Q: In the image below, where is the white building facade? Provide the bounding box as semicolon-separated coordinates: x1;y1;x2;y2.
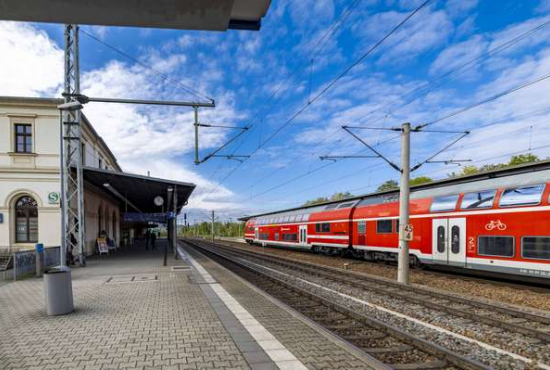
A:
0;96;121;254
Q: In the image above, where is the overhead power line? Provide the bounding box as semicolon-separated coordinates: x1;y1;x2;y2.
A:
81;29;213;103
207;0;432;194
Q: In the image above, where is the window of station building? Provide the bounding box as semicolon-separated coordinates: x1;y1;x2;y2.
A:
15;196;38;243
357;221;366;234
500;184;545;207
376;220;393;234
315;223;330;233
461;190;496;210
14;124;33;153
430;195;459;212
522;237;550;260
478;236;515;257
98;157;103;169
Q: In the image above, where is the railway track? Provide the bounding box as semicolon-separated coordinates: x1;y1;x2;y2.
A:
191;239;550;344
220;238;550;293
185;239;491;370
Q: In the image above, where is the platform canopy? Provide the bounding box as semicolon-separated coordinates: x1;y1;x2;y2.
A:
0;0;272;30
83;167;195;214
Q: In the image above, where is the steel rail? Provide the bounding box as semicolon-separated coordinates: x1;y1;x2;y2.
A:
186;239;491;370
197;239;550;342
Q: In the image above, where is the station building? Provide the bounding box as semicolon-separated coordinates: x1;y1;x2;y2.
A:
0;96;194;254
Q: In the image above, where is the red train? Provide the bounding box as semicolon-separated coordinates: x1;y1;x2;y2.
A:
242;161;550;280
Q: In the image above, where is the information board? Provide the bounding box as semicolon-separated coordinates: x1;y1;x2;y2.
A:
97;237;109;255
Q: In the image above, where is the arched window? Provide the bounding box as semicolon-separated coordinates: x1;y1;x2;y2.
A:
15;196;38;243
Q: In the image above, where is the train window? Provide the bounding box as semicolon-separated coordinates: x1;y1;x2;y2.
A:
358;194;399;206
478;236;515;257
451;226;460;254
275;233;279;241
337;202;355;209
325;204;338;210
461;190;496;210
499;184;545;207
283;233;298;241
522;237;550;260
437;226;445;253
357;221;366;234
430;195;459;212
376;220;393;234
395;219;399;234
315;223;330;233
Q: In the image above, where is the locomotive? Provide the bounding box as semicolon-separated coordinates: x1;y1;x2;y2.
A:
242;161;550;280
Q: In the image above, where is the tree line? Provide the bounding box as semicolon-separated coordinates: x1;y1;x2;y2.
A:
180;221;244;238
302;154;540;205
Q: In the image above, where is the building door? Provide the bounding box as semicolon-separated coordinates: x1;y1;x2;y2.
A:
432;218;466;266
299;225;307;245
15;196;38;243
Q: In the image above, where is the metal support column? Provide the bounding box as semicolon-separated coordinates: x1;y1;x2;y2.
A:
397;123;411;284
194;106;199;164
60;24;86;267
173;186;178;259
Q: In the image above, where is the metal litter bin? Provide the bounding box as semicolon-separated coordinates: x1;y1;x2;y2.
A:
44;266;74;315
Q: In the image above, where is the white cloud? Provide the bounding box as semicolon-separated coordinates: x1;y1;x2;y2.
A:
0;21;63;96
0;21;240;212
429;35;487;75
446;0;479;17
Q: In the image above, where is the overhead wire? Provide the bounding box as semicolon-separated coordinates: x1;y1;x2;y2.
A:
81;29;213;103
355;17;550;126
207;0;432;195
228;14;550;191
206;0;365;182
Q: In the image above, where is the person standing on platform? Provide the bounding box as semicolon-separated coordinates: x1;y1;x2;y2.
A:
145;229;151;251
151;231;157;250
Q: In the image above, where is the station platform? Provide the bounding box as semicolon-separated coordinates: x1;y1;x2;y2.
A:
0;240;375;370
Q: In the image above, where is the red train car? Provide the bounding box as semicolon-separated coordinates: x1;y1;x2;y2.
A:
242;161;550;280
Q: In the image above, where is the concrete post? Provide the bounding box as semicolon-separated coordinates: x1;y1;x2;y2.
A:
397;122;411;284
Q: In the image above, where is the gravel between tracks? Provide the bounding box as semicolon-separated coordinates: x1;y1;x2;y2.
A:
217;239;550;313
195;243;539;370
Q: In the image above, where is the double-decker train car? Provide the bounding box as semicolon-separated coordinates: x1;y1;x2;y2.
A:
241;161;550;280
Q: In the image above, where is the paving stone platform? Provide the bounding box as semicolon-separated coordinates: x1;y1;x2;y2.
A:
0;240;375;370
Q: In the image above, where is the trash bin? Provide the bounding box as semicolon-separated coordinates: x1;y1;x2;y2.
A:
44;266;74;315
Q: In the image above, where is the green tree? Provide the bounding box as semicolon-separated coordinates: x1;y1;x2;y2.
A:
410;176;433;186
509;153;539;166
303;197;329;206
376;180;398;192
303;192;355;206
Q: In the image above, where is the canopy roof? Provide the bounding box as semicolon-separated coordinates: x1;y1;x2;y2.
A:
0;0;272;31
83;167;195;214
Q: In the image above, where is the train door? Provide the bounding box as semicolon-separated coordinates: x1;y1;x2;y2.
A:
432;218;466;266
299;225;307;245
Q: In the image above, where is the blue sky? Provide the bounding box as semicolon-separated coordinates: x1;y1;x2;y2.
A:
2;0;550;222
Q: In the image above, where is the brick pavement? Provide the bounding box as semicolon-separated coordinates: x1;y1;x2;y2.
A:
0;241;375;370
0;242;248;370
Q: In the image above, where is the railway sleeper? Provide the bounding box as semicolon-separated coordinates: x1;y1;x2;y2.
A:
343;332;388;341
389;360;448;370
189;241;492;370
364;345;414;354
